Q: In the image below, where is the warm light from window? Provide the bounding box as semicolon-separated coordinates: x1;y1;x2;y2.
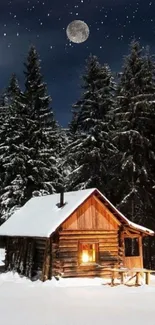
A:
82;251;89;263
80;243;96;263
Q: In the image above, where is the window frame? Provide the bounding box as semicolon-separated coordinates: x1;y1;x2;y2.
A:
78;241;99;266
124;237;140;257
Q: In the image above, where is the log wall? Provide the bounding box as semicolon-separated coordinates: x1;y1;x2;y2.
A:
3;194;144;281
5;237;35;277
51;195;122;278
53;230;121;278
33;238;47;274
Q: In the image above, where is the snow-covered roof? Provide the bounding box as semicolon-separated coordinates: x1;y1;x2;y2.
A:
0;188;154;238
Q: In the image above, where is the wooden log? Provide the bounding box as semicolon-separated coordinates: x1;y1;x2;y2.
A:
53;257;77;263
59;252;78;258
99;244;118;249
99;258;119;263
41;239;49;281
59;230;118;235
62;262;78;268
59;238;118;244
111;274;115;286
145;272;150;285
120;272;125;284
99;240;118;245
98;261;119;266
59;243;78;248
136;272;141;285
59;234;118;240
49;237;52;280
58;247;78;252
99;247;118;252
99;251;118;257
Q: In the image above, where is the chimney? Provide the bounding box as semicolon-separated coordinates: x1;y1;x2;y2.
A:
60;190;64;207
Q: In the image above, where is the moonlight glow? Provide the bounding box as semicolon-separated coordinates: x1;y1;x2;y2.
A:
66;20;90;44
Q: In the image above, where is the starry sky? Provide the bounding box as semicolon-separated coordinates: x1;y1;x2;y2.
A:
0;0;155;126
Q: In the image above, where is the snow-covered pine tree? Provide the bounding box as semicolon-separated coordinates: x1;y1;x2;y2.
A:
0;90;9;107
23;45;62;200
0;88;9;141
109;40;155;227
0;74;26;222
7;73;21;102
64;54;116;193
0;47;62;222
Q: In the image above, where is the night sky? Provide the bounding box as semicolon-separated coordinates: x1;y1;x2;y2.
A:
0;0;155;126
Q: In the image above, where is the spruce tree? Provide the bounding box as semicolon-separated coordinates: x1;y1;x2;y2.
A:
64;55;116;193
0;74;26;222
109;40;155;227
23;45;62;199
0;47;62;221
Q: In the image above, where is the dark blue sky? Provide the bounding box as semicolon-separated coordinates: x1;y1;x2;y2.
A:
0;0;155;126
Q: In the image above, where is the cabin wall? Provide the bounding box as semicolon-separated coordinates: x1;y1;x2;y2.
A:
51;196;122;278
33;238;47;274
5;237;49;279
53;230;121;278
5;237;35;277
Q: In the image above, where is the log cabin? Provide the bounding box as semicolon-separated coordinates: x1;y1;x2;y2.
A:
0;188;154;281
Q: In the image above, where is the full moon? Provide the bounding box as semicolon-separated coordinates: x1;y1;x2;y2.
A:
66;20;90;44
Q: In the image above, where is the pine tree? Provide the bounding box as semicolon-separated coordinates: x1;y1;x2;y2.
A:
64;55;116;193
0;74;26;222
109;40;155;227
23;45;62;199
0;90;9;107
7;73;21;102
0;47;62;221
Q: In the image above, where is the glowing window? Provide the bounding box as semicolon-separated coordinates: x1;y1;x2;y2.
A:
80;243;97;264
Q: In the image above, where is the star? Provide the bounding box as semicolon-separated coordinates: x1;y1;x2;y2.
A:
0;0;154;127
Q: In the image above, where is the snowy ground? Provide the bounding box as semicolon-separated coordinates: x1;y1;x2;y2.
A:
0;272;155;325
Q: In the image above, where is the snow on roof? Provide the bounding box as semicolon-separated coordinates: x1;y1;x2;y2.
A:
0;189;95;237
95;189;154;236
0;188;154;238
128;221;154;235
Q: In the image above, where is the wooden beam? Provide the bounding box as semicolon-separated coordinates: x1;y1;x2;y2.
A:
123;227;141;237
49;237;52;280
41;239;49;282
138;236;143;268
93;195;121;226
59;230;117;235
146;272;150;285
123;232;140;239
118;229;125;267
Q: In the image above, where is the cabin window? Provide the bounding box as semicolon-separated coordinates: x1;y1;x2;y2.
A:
79;242;98;264
124;238;139;257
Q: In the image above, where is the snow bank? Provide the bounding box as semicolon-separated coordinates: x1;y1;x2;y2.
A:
0;272;155;325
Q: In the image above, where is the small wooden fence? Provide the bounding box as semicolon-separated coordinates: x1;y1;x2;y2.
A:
100;267;155;286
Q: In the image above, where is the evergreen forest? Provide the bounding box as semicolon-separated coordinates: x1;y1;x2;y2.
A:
0;40;155;268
